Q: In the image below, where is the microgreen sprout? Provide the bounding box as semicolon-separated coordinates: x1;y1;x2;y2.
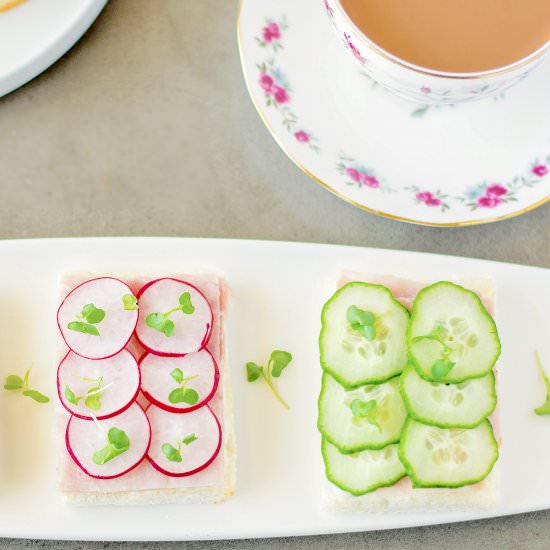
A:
64;376;113;411
3;366;50;404
146;292;195;337
534;351;550;416
245;350;292;409
347;305;377;340
168;367;199;405
122;293;138;311
161;433;198;463
92;423;130;466
412;328;456;380
67;303;106;336
350;398;381;431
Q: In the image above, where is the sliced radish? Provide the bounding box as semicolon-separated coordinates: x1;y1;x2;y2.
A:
57;349;140;420
66;402;151;479
140;350;219;413
146;404;222;477
136;278;213;357
58;277;138;360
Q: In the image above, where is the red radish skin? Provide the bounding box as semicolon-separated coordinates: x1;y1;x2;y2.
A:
135;278;213;357
58;277;138;360
146;404;222;477
65;402;151;480
139;349;219;414
57;349;141;421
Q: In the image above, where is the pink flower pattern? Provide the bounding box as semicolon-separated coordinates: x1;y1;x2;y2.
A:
344;33;366;64
262;22;281;43
256;20;319;152
339;157;384;191
533;164;548;177
407;187;449;211
459;156;550;211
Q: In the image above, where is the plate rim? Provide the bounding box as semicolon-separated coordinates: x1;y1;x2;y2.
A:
236;0;550;227
0;0;108;98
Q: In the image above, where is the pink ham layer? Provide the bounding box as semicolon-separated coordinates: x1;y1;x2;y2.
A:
58;274;227;494
337;272;500;497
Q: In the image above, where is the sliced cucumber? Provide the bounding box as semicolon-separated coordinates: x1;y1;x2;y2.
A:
322;438;406;496
318;373;407;453
400;366;497;429
399;418;498;488
408;281;500;383
320;282;409;388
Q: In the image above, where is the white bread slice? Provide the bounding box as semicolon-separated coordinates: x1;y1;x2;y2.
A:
323;273;500;512
0;0;26;12
57;273;235;506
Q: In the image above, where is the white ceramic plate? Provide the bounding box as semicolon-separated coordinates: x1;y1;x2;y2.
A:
238;0;550;226
0;0;107;97
0;237;550;540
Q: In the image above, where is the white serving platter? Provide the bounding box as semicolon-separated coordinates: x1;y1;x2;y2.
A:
0;237;548;540
0;0;107;97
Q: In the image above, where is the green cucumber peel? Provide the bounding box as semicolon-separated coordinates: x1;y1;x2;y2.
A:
321;438;406;496
399;365;497;429
534;351;550;416
4;366;50;404
407;281;500;384
146;292;195;337
317;373;406;453
245;349;293;409
161;433;198;462
67;303;106;336
320;282;409;388
398;417;499;488
92;426;130;465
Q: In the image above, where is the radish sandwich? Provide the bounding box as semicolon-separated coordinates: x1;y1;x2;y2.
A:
56;274;234;505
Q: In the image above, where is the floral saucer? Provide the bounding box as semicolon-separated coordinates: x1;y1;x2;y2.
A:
237;0;550;225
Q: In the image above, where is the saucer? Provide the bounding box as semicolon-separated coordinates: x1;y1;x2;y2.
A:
237;0;550;225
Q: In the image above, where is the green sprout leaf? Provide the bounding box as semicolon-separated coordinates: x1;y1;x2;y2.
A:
4;367;49;404
92;427;130;465
179;292;195;314
22;390;50;403
85;391;102;411
360;324;376;341
270;350;292;378
168;387;199;405
146;313;175;337
347;305;376;330
122;294;138;311
81;303;106;324
170;368;184;384
4;374;23;391
245;350;292;409
350;398;377;418
64;385;81;405
182;433;198;445
109;427;130;450
431;359;455;380
245;362;263;382
67;321;100;336
534;351;550;416
161;443;182;463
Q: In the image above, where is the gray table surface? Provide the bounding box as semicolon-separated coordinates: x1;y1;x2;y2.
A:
1;0;550;548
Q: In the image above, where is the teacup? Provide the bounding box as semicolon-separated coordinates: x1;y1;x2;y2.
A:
323;0;550;104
